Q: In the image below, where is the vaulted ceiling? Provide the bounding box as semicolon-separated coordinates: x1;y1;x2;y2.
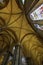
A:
0;0;43;65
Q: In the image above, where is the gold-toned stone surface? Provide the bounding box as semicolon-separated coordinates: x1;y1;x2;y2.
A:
0;0;43;65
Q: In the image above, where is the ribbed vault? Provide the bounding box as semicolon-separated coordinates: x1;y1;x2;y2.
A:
0;0;43;65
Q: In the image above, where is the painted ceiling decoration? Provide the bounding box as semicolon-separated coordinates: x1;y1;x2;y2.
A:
0;0;43;65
